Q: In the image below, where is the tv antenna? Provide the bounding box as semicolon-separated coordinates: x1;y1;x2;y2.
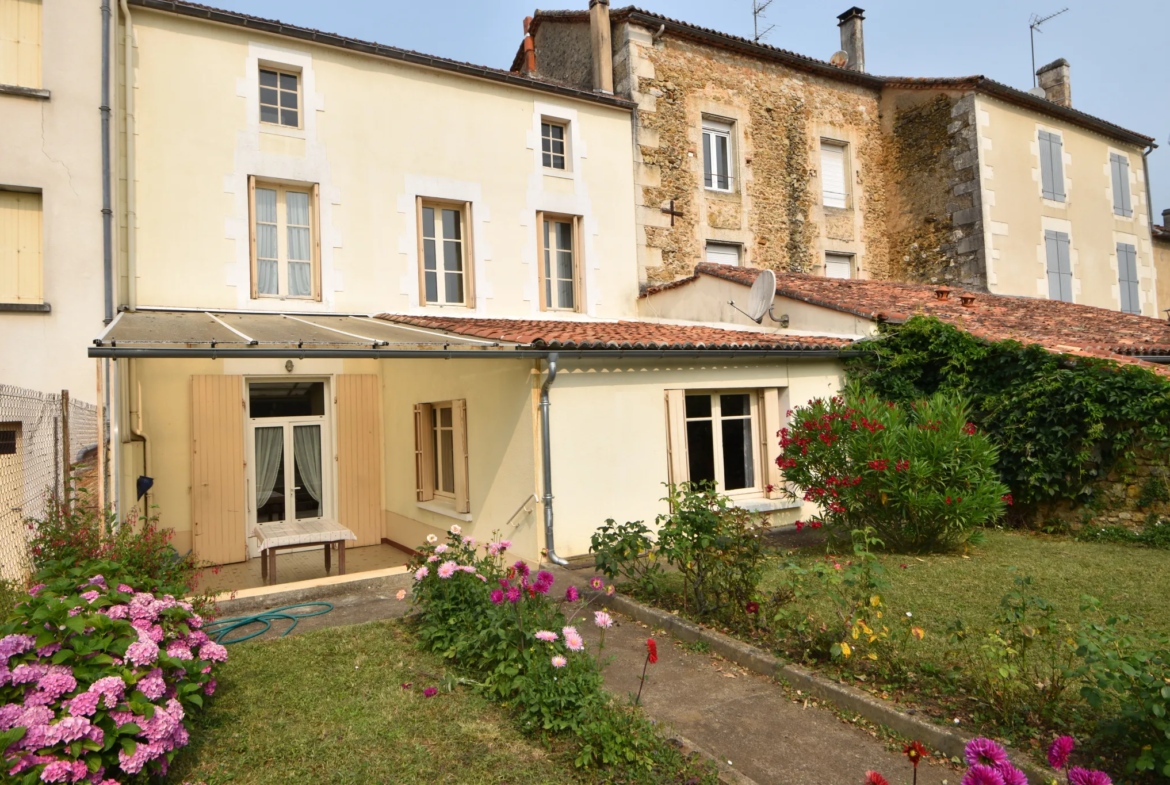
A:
1029;8;1068;87
728;269;788;326
752;0;775;44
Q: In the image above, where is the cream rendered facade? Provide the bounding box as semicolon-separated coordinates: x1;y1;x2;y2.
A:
975;93;1157;315
105;4;842;568
0;0;105;397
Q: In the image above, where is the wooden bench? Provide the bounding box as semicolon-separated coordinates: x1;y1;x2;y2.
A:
251;521;357;586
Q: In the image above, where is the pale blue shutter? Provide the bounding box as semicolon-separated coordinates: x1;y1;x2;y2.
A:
1039;131;1066;202
1110;154;1133;217
1117;242;1140;314
1045;230;1073;302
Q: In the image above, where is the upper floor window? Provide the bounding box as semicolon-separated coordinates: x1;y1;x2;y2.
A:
1044;229;1072;303
0;188;42;305
418;199;472;307
260;68;300;128
0;0;41;89
538;213;582;312
249;177;319;300
824;252;852;279
1117;242;1140;314
820;140;849;209
1039;130;1066;202
705;241;741;266
702;118;734;192
1110;154;1133;218
542;121;567;170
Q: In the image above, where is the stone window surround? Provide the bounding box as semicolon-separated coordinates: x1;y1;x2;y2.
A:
692;101;753;266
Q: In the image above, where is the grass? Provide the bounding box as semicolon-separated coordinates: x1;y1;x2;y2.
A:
169;620;602;785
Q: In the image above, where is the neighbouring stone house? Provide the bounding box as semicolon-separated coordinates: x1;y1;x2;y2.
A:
514;4;1160;318
1154;216;1170;318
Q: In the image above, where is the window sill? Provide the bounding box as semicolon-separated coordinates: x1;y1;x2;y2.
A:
542;169;574;180
0;84;49;100
0;302;50;313
1041;198;1067;209
417;499;472;523
260;124;307;140
733;496;802;513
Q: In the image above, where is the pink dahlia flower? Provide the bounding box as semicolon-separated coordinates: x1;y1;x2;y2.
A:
535;631;557;642
965;737;1008;768
1048;736;1075;769
1068;768;1111;785
593;611;614;629
997;763;1028;785
562;626;585;652
960;765;1005;785
551;655;567;668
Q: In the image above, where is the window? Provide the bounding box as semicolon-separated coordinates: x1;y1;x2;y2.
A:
702;118;733;192
824;252;852;279
704;241;740;266
248;382;328;525
820;140;849;209
248;178;319;300
418;200;473;306
0;425;15;456
1044;230;1073;302
1039;130;1066;202
259;68;300;128
537;213;582;312
1117;242;1140;314
0;0;41;89
414;400;469;514
683;392;759;493
1111;154;1133;217
0;189;42;304
541;121;567;170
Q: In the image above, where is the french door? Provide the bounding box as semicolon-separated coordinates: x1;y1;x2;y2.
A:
246;380;330;558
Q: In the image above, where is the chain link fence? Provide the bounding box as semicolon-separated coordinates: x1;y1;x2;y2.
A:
0;385;100;582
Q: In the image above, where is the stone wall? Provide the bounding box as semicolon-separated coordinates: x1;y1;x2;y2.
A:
1032;446;1170;530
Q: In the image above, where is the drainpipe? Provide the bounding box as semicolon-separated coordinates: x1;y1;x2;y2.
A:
100;0;113;323
120;0;137;311
1142;144;1157;315
539;354;568;566
129;360;149;497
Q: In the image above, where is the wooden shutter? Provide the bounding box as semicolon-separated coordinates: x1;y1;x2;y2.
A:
0;190;42;304
572;215;585;313
415;196;428;306
0;0;41;89
760;388;785;499
1045;230;1073;303
664;389;688;486
1039;131;1065;201
1118;243;1140;314
247;176;258;299
191;375;246;565
1111;154;1133;217
452;399;470;514
336;375;382;547
462;203;476;307
535;211;547;311
311;183;322;301
413;402;434;502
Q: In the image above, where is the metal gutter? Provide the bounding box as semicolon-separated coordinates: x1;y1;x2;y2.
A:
539;354;567;566
120;0;138;311
128;0;636;112
87;347;860;359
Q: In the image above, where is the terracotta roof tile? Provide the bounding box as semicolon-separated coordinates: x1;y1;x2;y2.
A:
684;263;1170;375
373;314;852;352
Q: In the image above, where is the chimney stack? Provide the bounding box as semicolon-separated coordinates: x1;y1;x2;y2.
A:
520;17;536;75
1161;208;1170;229
837;7;865;73
589;0;613;94
1036;59;1071;108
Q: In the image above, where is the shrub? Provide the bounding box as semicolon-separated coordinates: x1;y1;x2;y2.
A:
589;519;662;597
0;560;224;784
1075;518;1170;550
1136;476;1170;510
779;390;1009;552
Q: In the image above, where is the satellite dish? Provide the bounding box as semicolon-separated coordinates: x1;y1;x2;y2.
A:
746;269;777;323
829;50;849;68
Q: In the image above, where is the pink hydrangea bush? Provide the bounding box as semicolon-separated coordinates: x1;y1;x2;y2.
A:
0;562;225;784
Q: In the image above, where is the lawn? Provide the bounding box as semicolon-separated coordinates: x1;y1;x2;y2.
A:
168;620;597;785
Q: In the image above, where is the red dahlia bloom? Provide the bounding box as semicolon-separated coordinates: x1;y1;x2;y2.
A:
646;638;658;664
903;740;927;767
865;771;890;785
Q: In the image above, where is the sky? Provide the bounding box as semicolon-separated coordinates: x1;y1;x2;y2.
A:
214;0;1170;216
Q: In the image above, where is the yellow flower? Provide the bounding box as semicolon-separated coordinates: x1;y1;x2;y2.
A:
876;611;883;619
870;595;881;607
867;653;878;660
852;626;860;640
840;642;852;658
911;627;925;640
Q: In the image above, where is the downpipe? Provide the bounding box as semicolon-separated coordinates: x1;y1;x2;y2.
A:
100;0;113;323
540;354;568;566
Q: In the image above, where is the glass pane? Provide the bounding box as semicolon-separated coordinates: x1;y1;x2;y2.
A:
423;238;437;272
552;139;564;155
716;136;729;181
256;188;277;223
279;72;298;91
551;153;564;170
557;250;573;281
280;109;298;127
255;427;285;523
288;261;311;297
557;280;574;310
422;207;435;239
249;382;325;418
257;224;277;260
445;271;463;304
287;191;310;224
257;259;278;295
442;209;461;241
259;87;278;106
721;417;754;490
424;270;438;303
293;424;322;519
551;124;564;141
280;90;298;109
288;226;311;262
259;70;278;87
686;420;715;486
440;407;452;428
556;221;572;253
443;239;462;273
439;427;455;494
260;105;279;124
720;393;750;418
542;152;552;167
685;394;711;419
703;132;713;186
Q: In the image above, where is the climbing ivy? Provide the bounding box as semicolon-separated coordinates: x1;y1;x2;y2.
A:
846;317;1170;511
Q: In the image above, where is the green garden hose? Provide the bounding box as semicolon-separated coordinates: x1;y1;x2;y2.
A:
204;602;334;644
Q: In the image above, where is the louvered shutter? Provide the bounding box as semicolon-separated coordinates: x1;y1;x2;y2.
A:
1045;230;1073;303
664;390;689;487
1118;243;1140;314
452;399;470;514
191;375;246;565
1040;131;1066;201
1111;154;1133;217
413;403;434;502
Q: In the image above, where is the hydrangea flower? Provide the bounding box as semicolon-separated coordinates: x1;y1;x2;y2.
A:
88;676;126;708
0;634;36;659
198;642;228;663
137;669;167;701
126;637;159;667
66;690;100;717
38;759;89;783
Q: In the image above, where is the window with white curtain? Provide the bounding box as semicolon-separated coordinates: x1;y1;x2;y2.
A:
250;178;319;300
683;391;760;495
820;140;849;209
538;213;581;312
702;118;734;192
419;201;468;306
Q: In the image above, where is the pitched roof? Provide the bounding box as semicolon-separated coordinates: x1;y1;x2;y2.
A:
374;314;852;352
523;6;1153;147
664;264;1170;373
128;0;634;111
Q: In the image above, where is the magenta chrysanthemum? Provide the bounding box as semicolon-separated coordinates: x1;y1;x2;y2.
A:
964;737;1008;768
1048;736;1075;769
490;589;504;605
505;587;521;603
997;763;1028;785
1068;768;1111;785
960;764;1005;785
565;585;579;602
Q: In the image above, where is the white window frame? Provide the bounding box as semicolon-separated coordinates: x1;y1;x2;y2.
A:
259;66;302;130
683;390;762;498
541;120;569;171
824;252;853;279
820;139;850;209
704;241;741;266
702;118;734;193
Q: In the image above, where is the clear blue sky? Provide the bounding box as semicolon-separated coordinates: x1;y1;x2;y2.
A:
217;0;1169;218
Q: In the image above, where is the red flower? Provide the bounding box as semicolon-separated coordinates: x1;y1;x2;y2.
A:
745;601;760;615
963;422;977;435
1001;493;1013;506
865;772;890;785
646;638;658;664
903;740;927;767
